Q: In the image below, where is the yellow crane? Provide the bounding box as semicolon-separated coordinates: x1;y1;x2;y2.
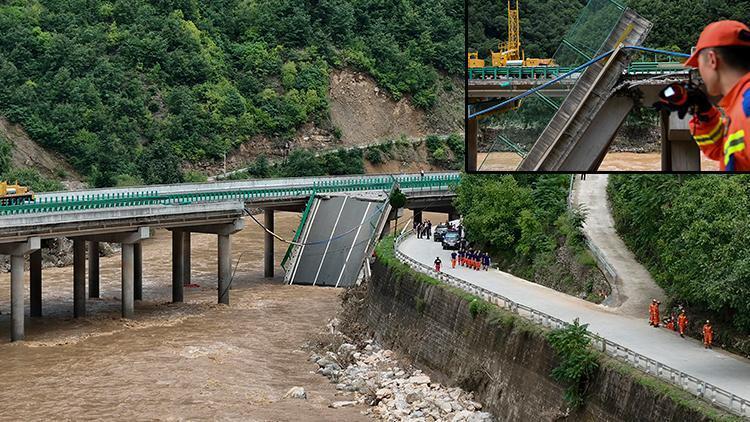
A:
0;181;34;205
468;0;556;69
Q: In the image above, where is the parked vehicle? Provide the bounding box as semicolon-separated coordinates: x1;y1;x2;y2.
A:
433;224;449;242
442;230;461;250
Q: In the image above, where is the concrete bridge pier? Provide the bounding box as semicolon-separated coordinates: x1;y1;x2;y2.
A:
30;250;42;317
73;239;86;318
134;243;142;301
264;209;274;278
172;230;184;303
88;241;99;299
121;243;134;318
218;234;231;305
413;209;423;225
0;237;41;341
183;232;191;286
448;211;460;222
76;228;150;318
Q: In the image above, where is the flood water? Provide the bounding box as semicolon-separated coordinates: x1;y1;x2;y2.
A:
0;212;370;421
477;151;721;171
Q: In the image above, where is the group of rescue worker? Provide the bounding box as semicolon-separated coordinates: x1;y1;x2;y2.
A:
435;249;491;272
649;299;714;349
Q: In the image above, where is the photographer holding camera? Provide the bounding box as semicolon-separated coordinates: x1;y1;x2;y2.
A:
656;21;750;171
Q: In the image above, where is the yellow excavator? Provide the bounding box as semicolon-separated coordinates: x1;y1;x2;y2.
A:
0;181;34;205
468;0;556;68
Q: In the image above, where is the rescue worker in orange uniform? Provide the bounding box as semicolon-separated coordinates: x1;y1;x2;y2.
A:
678;311;688;338
665;316;675;331
703;320;714;349
648;299;660;327
434;257;442;273
656;21;750;171
450;251;457;269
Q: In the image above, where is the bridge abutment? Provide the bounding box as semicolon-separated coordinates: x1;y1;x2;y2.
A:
264;209;274;278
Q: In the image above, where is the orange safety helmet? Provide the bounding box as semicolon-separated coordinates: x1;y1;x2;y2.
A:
685;20;750;67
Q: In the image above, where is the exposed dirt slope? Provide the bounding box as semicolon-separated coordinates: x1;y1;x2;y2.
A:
0;117;81;181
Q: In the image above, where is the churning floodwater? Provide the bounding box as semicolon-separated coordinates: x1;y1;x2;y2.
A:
0;212;369;421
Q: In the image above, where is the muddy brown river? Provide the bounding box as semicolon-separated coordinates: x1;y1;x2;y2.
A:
477;152;721;171
0;212;374;421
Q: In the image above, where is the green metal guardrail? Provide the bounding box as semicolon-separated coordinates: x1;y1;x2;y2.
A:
0;174;461;217
468;61;687;80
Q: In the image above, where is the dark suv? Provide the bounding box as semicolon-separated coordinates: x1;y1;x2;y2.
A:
433;224;449;242
442;230;461;250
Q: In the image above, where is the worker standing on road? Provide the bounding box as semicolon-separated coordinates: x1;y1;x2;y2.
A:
703;320;714;349
657;21;750;171
649;299;660;328
678;311;689;338
434;257;442;273
450;251;457;269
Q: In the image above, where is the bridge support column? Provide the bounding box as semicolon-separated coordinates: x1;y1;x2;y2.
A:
11;255;25;341
134;243;142;301
413;209;423;225
121;243;134;319
88;241;99;299
1;238;41;341
73;238;86;318
380;219;392;239
661;111;701;171
182;232;191;286
448;211;460;222
30;250;42;317
218;234;231;305
264;209;274;278
467;118;478;172
172;231;184;303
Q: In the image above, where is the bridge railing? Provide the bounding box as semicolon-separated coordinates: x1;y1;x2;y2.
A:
468;61;687;80
392;231;750;418
0;174;460;217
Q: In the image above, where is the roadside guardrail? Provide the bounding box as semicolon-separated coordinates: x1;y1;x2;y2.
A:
393;231;750;418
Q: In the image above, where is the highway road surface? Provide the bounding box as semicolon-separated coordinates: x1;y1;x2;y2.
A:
398;235;750;401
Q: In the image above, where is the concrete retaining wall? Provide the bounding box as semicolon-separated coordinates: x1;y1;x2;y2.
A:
352;258;722;421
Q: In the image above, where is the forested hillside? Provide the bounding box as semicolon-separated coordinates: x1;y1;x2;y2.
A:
0;0;463;187
608;175;750;354
468;0;749;58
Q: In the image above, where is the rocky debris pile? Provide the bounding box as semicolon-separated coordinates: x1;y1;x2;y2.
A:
309;335;494;422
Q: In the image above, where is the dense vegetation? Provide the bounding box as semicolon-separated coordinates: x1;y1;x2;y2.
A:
455;174;607;302
227;133;464;180
469;0;750;59
0;0;463;187
608;175;750;351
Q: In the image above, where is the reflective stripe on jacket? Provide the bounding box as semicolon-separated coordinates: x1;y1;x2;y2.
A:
690;72;750;171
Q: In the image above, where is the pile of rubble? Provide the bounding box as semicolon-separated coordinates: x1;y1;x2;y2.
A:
308;333;494;422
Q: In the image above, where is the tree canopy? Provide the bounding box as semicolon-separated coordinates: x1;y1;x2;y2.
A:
0;0;463;186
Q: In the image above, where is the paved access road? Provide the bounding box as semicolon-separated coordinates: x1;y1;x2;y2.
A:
399;235;750;400
572;174;666;317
